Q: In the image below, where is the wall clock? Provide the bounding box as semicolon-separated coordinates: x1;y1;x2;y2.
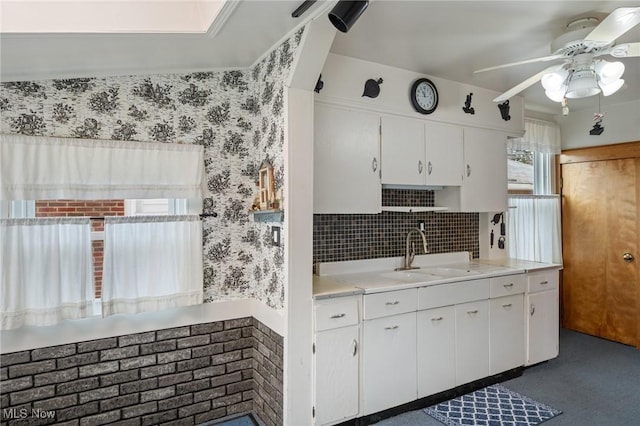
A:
410;78;438;114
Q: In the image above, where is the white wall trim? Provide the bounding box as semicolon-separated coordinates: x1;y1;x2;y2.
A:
0;299;284;354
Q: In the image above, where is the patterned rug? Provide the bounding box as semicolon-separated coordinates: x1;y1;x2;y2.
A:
424;384;562;426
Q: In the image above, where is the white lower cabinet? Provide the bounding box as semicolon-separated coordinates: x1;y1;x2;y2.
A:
315;326;360;425
455;299;490;385
526;270;560;366
490;294;525;374
362;311;417;415
417;306;455;398
314;296;361;425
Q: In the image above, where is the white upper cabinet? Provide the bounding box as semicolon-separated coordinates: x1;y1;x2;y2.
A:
436;127;508;212
425;122;463;186
314;103;381;214
380;115;425;186
380;116;462;188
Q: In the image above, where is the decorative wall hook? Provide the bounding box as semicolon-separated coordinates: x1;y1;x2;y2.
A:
362;78;383;98
498;100;511;121
462;93;475;114
314;74;324;94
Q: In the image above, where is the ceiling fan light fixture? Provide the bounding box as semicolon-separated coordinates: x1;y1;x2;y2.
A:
565;69;601;98
599;78;625;96
594;60;625;84
541;68;569;91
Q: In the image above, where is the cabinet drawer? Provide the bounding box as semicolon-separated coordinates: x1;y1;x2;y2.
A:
363;289;417;320
490;274;526;298
315;296;360;331
527;270;559;293
418;279;490;310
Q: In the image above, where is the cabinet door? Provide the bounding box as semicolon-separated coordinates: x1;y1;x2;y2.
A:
455;299;489;385
425;122;463;186
315;326;359;425
314;103;381;213
460;128;508;212
526;290;559;366
380;115;425;186
417;306;455;398
490;294;525;375
362;312;417;415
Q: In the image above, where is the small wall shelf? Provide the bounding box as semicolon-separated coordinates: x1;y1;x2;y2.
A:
250;209;284;222
381;206;449;213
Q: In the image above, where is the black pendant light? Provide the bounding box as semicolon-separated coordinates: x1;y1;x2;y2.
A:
328;0;369;33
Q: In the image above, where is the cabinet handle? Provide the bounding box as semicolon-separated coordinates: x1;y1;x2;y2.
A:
385;325;399;330
428;161;433;175
503;283;514;288
467;310;478;315
352;339;358;356
530;304;535;316
540;280;549;285
418;160;423;175
330;313;346;319
502;303;512;308
431;316;443;321
466;164;471;177
372;157;378;172
385;301;400;305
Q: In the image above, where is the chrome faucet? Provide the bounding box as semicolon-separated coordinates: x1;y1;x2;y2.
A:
397;227;429;270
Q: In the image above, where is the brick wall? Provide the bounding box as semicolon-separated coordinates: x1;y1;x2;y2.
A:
0;318;284;426
35;200;125;299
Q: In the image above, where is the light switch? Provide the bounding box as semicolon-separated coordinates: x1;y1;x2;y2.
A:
271;226;281;246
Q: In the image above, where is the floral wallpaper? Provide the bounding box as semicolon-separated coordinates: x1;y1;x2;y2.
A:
0;27;305;310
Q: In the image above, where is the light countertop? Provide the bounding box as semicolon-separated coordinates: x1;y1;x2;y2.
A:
314;254;562;299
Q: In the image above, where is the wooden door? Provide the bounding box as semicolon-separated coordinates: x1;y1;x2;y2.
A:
561;147;639;347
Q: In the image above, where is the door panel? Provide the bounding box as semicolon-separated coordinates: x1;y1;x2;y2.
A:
561;158;638;346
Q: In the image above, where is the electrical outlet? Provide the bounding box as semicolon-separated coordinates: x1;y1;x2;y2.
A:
271;226;281;246
418;221;426;231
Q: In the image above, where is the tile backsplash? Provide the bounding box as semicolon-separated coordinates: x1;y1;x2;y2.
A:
313;189;479;264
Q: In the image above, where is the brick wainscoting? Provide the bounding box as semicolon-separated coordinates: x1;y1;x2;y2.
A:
0;318;283;426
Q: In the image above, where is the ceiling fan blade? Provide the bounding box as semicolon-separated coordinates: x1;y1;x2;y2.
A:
584;7;640;47
474;54;564;73
493;64;564;102
609;42;640;58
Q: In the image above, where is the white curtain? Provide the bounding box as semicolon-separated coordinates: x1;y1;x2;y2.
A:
0;134;205;200
508;119;561;154
0;218;94;330
508;195;563;264
102;215;203;317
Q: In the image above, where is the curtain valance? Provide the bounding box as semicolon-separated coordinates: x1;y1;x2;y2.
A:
0;134;205;200
508;119;561;154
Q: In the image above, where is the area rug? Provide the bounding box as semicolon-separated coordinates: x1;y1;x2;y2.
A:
424;383;562;426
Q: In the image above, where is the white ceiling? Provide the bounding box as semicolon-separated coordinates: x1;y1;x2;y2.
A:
1;1;639;114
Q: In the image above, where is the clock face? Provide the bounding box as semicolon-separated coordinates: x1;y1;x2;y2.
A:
411;78;438;114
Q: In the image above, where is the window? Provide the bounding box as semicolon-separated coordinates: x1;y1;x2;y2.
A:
1;135;205;329
508;150;555;195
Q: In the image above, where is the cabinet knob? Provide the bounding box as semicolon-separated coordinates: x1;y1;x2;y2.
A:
330;313;346;319
385;301;400;305
384;325;399;330
503;283;514;288
466;164;471;177
371;157;378;172
467;309;479;315
418;160;423;175
539;280;549;285
530;304;535;316
352;339;358;356
431;316;443;321
502;303;512;308
428;161;433;175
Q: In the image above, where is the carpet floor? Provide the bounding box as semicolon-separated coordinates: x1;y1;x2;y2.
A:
377;328;640;426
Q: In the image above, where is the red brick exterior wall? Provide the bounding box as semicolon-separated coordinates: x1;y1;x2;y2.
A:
35;200;125;298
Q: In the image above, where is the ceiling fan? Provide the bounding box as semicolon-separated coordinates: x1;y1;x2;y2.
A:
475;7;640;104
